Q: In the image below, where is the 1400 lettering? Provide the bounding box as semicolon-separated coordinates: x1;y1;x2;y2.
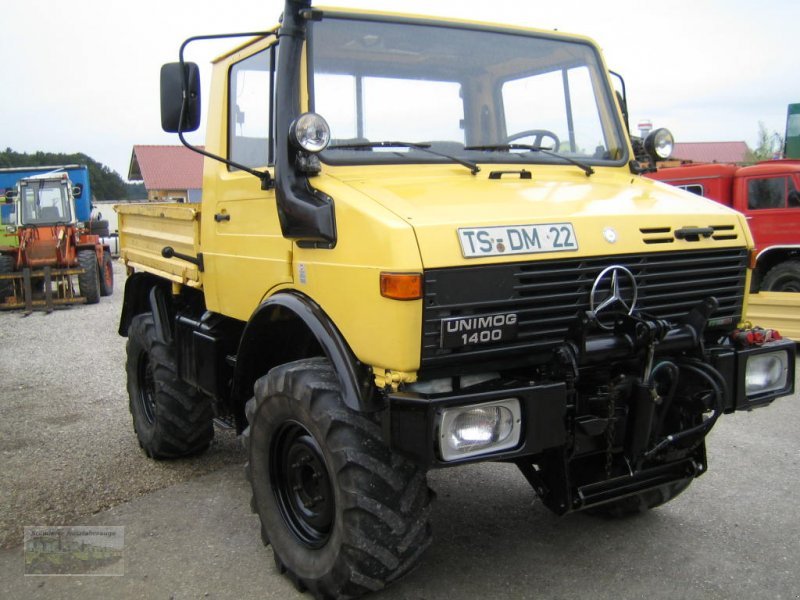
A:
440;313;519;348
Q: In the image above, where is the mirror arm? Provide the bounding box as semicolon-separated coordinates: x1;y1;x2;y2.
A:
175;31;276;190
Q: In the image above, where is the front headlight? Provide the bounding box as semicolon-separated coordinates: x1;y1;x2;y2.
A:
644;128;674;160
289;112;331;153
438;399;521;461
745;351;789;395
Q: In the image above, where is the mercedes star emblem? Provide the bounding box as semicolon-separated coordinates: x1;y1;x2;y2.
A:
589;265;638;329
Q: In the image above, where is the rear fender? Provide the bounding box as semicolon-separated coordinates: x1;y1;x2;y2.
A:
118;272;172;338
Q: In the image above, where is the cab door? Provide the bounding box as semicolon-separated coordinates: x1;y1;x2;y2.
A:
739;173;800;254
201;38;293;321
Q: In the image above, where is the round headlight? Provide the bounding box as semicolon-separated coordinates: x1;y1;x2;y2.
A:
289;112;331;153
644;128;674;160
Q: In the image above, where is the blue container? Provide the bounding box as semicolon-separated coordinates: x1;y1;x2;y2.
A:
0;165;92;223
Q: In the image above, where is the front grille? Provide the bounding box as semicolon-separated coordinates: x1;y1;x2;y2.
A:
421;248;747;368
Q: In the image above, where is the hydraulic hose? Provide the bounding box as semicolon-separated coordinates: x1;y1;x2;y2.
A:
643;361;724;461
648;360;680;441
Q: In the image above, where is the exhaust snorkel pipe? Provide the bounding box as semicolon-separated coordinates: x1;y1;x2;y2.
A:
274;0;337;248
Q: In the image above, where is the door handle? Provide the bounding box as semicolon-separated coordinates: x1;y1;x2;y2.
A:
214;213;230;222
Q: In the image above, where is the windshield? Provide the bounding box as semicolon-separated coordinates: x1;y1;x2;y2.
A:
310;17;626;168
20;180;72;225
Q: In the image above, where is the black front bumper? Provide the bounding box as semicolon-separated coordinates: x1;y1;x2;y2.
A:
386;380;567;468
385;338;795;471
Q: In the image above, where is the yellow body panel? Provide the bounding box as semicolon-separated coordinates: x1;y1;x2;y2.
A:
120;11;758;378
116;203;202;287
201;34;291;320
328;165;748;269
745;292;800;340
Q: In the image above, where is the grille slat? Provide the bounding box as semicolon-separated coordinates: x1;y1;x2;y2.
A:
421;249;747;366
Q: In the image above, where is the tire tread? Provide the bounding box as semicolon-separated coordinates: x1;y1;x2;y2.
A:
244;357;433;599
126;314;213;459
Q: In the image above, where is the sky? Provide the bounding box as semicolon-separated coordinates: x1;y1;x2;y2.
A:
1;0;796;181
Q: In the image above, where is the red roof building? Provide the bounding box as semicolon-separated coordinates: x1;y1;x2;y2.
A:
671;141;751;165
128;145;204;202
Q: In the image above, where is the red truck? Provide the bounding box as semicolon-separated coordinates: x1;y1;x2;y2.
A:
647;160;800;338
647;160;800;291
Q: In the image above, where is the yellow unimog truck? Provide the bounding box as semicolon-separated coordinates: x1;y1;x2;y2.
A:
117;1;795;597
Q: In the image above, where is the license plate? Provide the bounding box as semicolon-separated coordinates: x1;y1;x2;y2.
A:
458;223;578;258
440;313;518;349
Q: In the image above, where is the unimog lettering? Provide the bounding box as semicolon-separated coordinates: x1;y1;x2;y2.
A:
441;313;518;348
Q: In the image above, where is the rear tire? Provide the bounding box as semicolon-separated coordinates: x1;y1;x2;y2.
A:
761;260;800;292
99;251;114;296
77;249;101;304
126;313;213;459
585;477;693;518
244;358;433;598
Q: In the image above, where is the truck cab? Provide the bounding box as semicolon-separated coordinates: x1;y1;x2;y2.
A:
16;173;78;227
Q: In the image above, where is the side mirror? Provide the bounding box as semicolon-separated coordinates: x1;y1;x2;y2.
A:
160;62;201;133
4;189;17;202
72;185;83;198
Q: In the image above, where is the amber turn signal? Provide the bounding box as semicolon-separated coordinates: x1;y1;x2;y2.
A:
380;272;423;300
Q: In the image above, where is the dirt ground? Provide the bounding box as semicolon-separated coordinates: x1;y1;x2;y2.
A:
0;260;244;549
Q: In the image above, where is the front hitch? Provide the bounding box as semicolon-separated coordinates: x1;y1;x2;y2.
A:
567;296;720;365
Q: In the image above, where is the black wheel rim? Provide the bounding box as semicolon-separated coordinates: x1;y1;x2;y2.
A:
270;422;334;548
136;351;157;424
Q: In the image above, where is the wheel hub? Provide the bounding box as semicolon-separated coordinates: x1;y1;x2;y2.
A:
271;422;334;548
137;352;157;424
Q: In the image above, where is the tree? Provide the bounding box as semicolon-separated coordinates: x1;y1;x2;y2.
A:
750;121;784;162
0;149;129;200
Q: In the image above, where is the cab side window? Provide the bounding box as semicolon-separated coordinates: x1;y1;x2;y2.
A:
678;184;704;196
229;47;274;169
747;177;787;210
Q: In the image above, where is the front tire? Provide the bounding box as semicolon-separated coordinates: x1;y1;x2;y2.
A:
244;358;433;598
761;260;800;292
126;313;213;458
77;249;101;304
0;254;14;301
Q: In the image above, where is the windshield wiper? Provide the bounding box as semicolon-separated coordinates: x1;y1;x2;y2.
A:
327;141;480;175
464;144;595;177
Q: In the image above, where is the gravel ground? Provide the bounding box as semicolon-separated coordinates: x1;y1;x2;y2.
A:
0;260;244;549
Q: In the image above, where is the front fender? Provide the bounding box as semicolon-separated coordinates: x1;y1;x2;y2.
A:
232;291;380;421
